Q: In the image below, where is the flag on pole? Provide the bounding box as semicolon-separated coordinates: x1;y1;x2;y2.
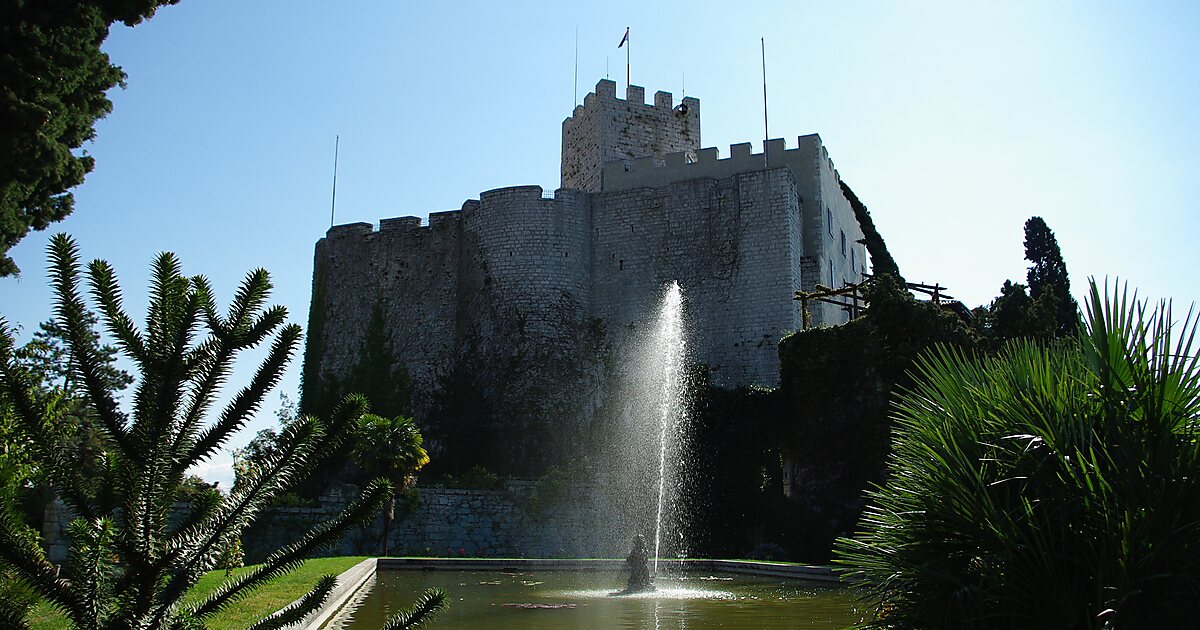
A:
618;27;629;48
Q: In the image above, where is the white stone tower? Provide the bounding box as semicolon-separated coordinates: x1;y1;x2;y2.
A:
560;79;701;192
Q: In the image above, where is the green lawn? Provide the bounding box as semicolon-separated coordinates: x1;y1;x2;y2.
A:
27;556;368;630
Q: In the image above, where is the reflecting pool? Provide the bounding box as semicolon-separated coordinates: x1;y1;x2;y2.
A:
325;569;866;629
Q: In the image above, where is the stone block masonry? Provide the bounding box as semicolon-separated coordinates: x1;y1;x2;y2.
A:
236;482;611;561
303;78;869;474
562;79;701;192
38;485;614;563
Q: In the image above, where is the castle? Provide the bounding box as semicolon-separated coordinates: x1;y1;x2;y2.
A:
302;79;868;474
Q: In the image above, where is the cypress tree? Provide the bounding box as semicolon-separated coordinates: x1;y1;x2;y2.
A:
1023;217;1079;337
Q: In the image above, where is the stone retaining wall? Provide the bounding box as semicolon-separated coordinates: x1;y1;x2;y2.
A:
42;481;611;565
242;480;607;563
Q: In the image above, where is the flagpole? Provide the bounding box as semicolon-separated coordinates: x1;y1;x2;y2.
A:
329;135;339;228
574;27;579;108
626;27;631;92
761;37;769;168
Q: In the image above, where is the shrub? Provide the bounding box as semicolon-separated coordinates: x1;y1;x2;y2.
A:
837;281;1200;628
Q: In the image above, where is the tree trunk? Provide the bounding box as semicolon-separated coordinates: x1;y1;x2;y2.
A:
383;495;395;556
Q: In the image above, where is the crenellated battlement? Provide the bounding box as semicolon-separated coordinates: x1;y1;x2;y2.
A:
600;134;842;192
323;186;590;243
309;76;870;474
561;79;701;193
566;79;699;123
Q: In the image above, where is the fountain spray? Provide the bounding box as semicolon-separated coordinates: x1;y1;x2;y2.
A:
651;282;686;574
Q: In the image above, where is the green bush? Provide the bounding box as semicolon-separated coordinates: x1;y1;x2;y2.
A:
837;281;1200;628
439;466;501;490
526;461;589;519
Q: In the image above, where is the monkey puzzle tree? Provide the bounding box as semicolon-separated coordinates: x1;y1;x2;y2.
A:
0;235;445;629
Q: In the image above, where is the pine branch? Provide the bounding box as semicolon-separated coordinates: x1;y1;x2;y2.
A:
46;235;130;455
143;252;188;358
382;588;449;630
324;393;371;449
154;419;322;611
273;394;371;495
192;276;226;335
224;269;272;337
185;324;301;466
239;305;289;351
171;337;230;466
173;296;287;466
245;574;337;630
0;596;33;630
125;285;200;530
122;268;197;563
0;511;80;622
0;328;99;521
85;259;146;364
189;479;393;619
65;518;117;627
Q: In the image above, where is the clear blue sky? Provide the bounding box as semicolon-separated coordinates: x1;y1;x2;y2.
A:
3;1;1198;486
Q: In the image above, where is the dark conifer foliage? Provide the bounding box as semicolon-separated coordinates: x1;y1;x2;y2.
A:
1023;216;1080;336
839;181;903;283
0;1;178;276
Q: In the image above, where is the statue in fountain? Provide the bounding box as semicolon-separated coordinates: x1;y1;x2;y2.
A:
620;534;655;594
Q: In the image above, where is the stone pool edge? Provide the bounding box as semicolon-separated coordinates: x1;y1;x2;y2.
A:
288;557;840;628
283;557;375;630
377;557;839;582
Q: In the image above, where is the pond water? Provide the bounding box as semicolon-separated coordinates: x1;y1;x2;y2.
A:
324;569;867;629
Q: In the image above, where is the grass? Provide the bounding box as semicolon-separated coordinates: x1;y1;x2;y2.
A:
26;556;368;630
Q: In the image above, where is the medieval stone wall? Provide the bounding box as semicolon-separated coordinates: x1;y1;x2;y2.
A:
589;168;802;387
42;485;616;564
303;79;870;473
309;212;465;417
561;79;700;192
237;482;611;562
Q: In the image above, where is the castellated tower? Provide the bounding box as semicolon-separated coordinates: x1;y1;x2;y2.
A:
303;79;868;477
561;79;700;191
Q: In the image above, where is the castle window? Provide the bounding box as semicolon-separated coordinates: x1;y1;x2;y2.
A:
826;208;833;236
829;260;836;287
619;259;624;271
841;230;847;257
851;247;856;273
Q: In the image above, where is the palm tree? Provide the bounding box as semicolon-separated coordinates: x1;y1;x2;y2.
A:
0;235;445;629
836;280;1200;628
351;414;430;556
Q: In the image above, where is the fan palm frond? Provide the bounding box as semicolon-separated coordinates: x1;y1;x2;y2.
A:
837;279;1200;628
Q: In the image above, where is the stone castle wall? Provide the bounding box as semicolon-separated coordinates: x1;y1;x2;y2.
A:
601;134;866;328
304;79;870;473
240;483;610;562
43;485;615;564
589;167;803;386
561;79;700;192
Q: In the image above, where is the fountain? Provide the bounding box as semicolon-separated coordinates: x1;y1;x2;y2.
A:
650;282;687;575
615;535;655;595
321;283;864;628
588;281;693;569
